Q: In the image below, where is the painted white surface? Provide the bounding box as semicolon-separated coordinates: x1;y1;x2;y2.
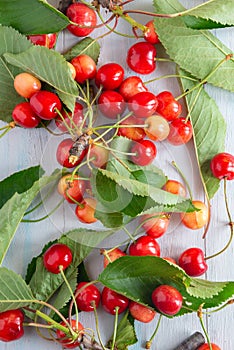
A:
0;0;234;349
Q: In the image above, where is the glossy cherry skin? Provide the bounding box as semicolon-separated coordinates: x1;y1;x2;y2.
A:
144;115;170;141
12;102;41;128
140;213;170;238
98;90;125;119
103;248;126;268
198;343;220;350
56;319;84;349
66;3;97;37
75;282;101;312
14;72;41;98
30;90;62;120
89;143;109;168
168;118;193;145
144;20;160;44
71;54;96;84
210;152;234;180
129;301;156;323
55;102;84;132
181;200;208;230
27;33;57;48
75;198;97;224
163;180;186;197
117;116;146;141
95;63;124;90
43;243;73;274
0;309;24;342
130;139;157;166
101;287;129;315
56;138;87;168
178;247;208;277
128;91;158;118
118;76;148;101
57;174;86;204
156;91;182;121
127;42;156;74
152;285;183;316
129;235;160;257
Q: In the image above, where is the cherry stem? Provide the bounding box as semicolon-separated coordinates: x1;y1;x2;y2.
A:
184;85;202;124
145;314;163;349
22;198;64;223
93;141;136;157
70;156;96;182
111;307;119;350
205;178;234;260
197;306;212;350
122;226;136;242
24;182;57;216
144;74;197;85
0;126;12;138
111;6;148;33
92;302;107;350
154;57;173;62
65;188;84;207
171;160;193;200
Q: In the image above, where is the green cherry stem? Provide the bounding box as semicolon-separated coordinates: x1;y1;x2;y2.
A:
92;302;107;350
145;314;163;349
144;74;197;85
197;306;212;350
93;141;136;157
171;161;193;200
111;307;119;350
22;198;64;223
123;226;136;242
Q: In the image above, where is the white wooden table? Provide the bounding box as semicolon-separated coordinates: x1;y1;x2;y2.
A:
1;0;234;349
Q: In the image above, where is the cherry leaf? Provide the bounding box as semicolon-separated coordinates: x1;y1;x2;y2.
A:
63;37;101;63
0;0;69;35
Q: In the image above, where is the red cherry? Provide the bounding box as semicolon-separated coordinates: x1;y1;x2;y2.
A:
27;33;57;48
103;248;126;268
75;282;101;312
178;247;208;277
66;3;97;37
130;139;157;166
57;174;86;204
0;309;24;342
198;343;221;350
140;213;170;238
156;91;182;121
95;63;124;90
14;72;41;99
144;20;160;44
129;235;160;257
163;179;186;197
101;287;129;315
89;143;109;168
30;90;62;120
167;118;193;145
181;200;208;230
71;54;96;84
98;90;125;119
152;285;183;316
128;91;158;118
129;301;156;323
43;243;73;274
56;138;87;168
12;102;41;128
210;152;234;180
55;102;84;132
56;319;84;349
127;42;156;74
117;116;146;141
118;76;148;101
75;198;97;224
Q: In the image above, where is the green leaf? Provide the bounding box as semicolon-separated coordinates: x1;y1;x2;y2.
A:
4;46;78;111
153;0;234;92
182;16;231;30
107;312;137;350
63;37;101;63
179;69;226;199
0;26;33;123
0;267;35;312
0;0;69;34
0;170;60;265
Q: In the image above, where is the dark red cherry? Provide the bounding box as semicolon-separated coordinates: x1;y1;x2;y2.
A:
210;152;234;180
30;90;62;120
56;319;84;349
118;76;148;101
98;90;125;118
12;102;41;128
75;282;101;312
56;138;87;168
156;91;182;121
66;3;97;37
127;42;156;74
130;139;157;166
95;63;124;90
144;20;160;44
101;287;129;315
152;285;183;316
178;247;208;277
167;118;193;145
128;91;158;118
117;116;146;141
71;54;96;84
129;235;160;256
0;309;24;342
27;33;57;48
43;243;73;274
